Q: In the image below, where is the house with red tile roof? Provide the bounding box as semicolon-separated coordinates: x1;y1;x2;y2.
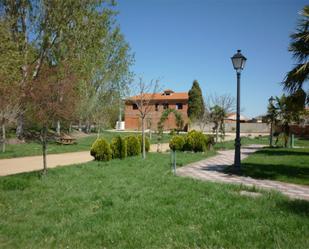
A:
124;89;189;130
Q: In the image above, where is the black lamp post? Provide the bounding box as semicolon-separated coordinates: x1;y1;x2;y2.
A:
231;50;247;169
268;96;275;147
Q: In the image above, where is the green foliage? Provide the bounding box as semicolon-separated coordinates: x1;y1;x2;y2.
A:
169;129;176;136
125;136;141;157
1;0;134;137
187;80;205;121
271;94;306;147
210;105;226;142
90;138;112;161
137;135;150;153
110;136;127;159
183;130;211;152
157;108;184;136
169;135;185;151
283;5;309;101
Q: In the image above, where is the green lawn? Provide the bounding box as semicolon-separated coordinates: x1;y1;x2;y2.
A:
0;152;308;248
226;147;309;185
0;131;173;159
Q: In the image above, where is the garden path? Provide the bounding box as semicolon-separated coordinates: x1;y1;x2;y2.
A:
177;145;309;201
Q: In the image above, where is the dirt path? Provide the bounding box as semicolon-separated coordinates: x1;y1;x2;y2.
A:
0;143;170;176
0;151;92;176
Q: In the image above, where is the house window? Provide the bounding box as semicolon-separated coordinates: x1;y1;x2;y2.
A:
132;104;138;110
163;103;169;109
176;103;183;110
155;103;159;111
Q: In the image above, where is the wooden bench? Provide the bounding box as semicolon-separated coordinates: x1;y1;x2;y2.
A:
57;135;76;145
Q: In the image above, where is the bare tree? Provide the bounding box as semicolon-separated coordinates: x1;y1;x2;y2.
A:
207;94;236;114
196;102;211;131
131;77;160;159
205;94;236;141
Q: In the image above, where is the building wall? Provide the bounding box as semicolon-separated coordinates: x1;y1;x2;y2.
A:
124;100;189;131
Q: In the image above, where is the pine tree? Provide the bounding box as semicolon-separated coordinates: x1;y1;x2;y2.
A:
187;80;205;121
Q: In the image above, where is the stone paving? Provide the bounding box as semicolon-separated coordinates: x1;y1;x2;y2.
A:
177;145;309;201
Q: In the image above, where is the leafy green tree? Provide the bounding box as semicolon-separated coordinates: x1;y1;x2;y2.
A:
1;0;133;139
187;80;205;121
209;105;226;142
273;94;304;147
0;19;22;152
283;5;309;103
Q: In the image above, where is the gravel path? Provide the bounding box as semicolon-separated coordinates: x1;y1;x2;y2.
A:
0;143;170;176
0;151;92;176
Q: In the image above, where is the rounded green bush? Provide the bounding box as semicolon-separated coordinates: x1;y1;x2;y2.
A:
125;135;141;157
184;130;208;152
169;135;185;151
111;136;127;159
90;138;112;161
138;135;150;153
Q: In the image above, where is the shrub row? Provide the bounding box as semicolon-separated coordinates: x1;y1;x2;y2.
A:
169;130;215;152
90;135;150;161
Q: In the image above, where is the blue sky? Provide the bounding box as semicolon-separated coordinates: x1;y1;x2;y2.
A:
116;0;307;118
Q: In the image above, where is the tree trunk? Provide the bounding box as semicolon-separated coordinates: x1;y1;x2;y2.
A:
69;122;72;134
16;12;28;141
97;125;101;138
78;119;82;132
215;128;218;143
56;120;61;136
85;120;91;134
1;123;6;153
149;129;152;140
16;112;25;140
41;127;48;174
283;124;290;148
142;117;146;159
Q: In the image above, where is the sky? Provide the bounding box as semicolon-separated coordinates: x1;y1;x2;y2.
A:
115;0;308;118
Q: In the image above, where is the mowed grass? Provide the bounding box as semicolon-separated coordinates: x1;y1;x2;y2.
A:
0;152;308;249
0;131;173;159
230;147;309;185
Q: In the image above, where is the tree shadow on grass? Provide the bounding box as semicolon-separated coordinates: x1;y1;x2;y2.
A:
253;148;309;157
225;162;309;185
277;199;309;217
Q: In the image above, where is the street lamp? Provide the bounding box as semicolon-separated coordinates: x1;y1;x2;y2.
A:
231;50;247;169
268;96;275;147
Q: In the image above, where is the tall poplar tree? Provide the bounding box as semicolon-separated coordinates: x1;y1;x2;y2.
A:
0;0;133;138
187;80;205;121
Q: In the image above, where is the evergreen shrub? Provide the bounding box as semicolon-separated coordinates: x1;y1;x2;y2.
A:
90;138;112;161
126;136;141;156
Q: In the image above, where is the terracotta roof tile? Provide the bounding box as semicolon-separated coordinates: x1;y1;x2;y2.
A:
128;92;188;101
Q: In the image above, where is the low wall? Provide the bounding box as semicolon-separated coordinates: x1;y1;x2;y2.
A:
190;122;270;134
191;122;309;137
